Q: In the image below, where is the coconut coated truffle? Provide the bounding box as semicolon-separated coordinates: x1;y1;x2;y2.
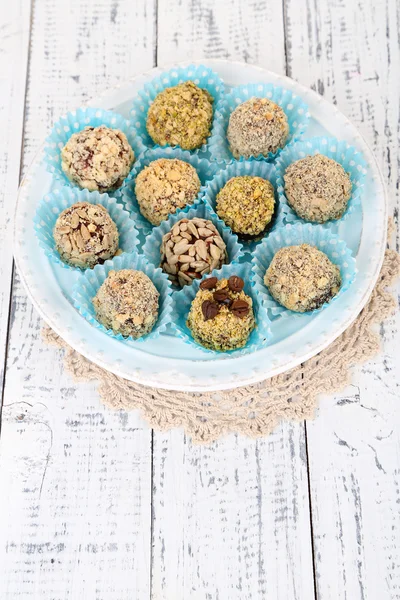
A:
61;126;134;192
187;276;255;351
93;269;159;338
284;154;352;223
216;176;275;238
264;244;341;312
135;158;201;226
160;216;227;287
227;97;289;159
146;81;214;150
53;202;119;269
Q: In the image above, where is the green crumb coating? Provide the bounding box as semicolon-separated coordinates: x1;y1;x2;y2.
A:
216;175;275;237
264;244;341;313
93;269;159;339
187;279;255;352
146;81;214;150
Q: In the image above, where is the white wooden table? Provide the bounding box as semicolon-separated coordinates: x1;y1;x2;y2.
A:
0;1;399;598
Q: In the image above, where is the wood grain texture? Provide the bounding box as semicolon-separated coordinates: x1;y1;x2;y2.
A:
0;0;156;597
285;0;400;597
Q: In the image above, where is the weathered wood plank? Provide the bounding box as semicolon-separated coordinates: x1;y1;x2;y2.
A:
152;3;316;599
285;0;400;597
0;0;156;597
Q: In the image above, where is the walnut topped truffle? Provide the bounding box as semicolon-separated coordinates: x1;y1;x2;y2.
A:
227;97;289;159
61;125;134;192
264;243;341;312
216;175;275;238
187;276;255;351
283;154;352;223
135;158;201;226
160;216;227;287
53;202;119;269
146;81;214;150
93;269;159;338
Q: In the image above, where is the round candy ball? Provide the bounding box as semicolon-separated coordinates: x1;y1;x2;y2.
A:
146;81;214;150
283;154;352;223
93;269;159;339
264;243;341;312
61;125;134;192
135;158;201;226
216;175;275;238
53;202;119;269
227;97;289;159
187;276;255;352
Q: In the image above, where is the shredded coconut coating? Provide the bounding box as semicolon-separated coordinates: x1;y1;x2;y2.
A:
93;269;159;338
187;279;255;351
61;126;135;192
146;81;214;150
264;244;341;312
284;154;352;223
227;97;289;159
53;202;119;269
216;176;275;237
135;158;201;225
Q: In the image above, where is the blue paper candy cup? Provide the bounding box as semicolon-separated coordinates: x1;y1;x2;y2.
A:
121;146;222;237
251;222;357;319
142;202;244;286
171;262;271;355
71;252;173;342
203;160;287;252
34;186;139;271
209;82;310;163
130;64;225;153
43;107;145;195
275;136;368;225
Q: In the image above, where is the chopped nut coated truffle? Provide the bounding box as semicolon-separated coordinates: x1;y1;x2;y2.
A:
93;269;159;338
61;126;135;192
216;175;275;238
53;202;119;269
187;277;255;351
146;81;214;150
135;158;201;226
227;97;289;159
284;154;352;223
264;244;341;312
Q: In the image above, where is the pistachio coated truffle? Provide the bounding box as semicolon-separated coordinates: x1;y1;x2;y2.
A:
187;276;255;351
146;81;214;150
216;175;275;238
93;269;159;338
61;126;134;192
160;216;227;287
53;202;119;269
284;154;352;223
227;97;289;159
264;244;341;312
135;158;201;226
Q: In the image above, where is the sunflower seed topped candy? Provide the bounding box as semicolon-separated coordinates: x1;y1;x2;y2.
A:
53;202;119;269
160;217;228;287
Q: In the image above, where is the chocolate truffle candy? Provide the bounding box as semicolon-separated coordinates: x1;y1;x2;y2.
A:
216;175;275;238
187;276;255;351
160;217;227;287
61;125;134;192
146;81;214;150
53;202;119;269
283;154;352;223
227;97;289;159
264;243;341;312
135;158;201;226
93;269;159;338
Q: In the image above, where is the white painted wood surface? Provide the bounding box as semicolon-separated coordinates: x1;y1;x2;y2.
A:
0;0;399;599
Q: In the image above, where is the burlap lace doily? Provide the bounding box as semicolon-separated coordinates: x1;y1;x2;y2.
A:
43;248;400;444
